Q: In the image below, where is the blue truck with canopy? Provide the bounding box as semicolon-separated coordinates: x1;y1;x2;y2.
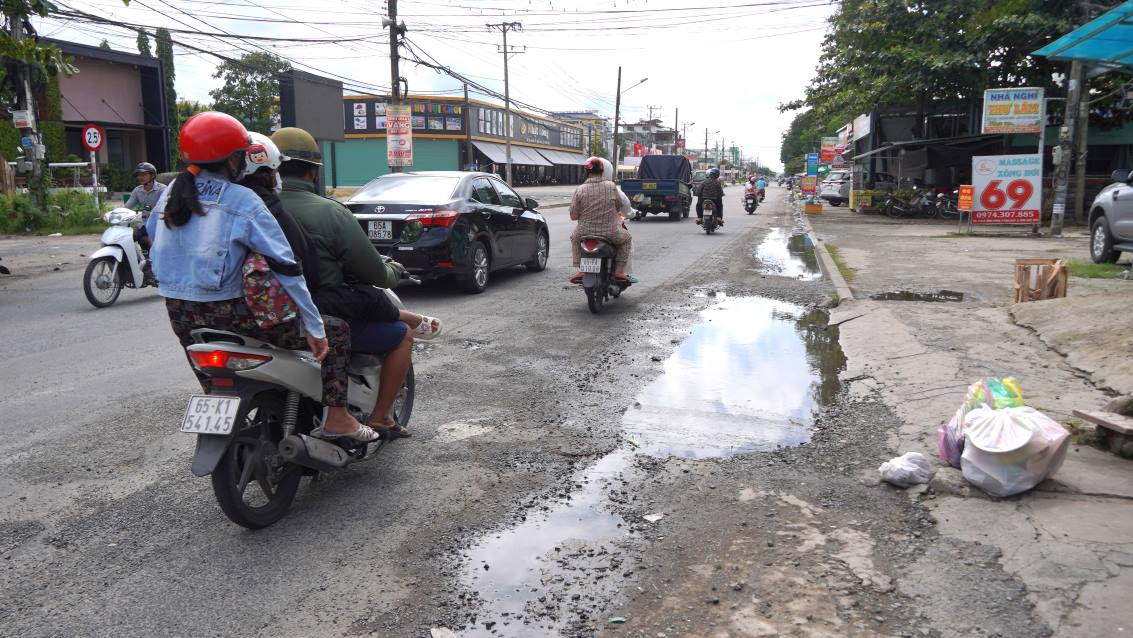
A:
620;155;693;221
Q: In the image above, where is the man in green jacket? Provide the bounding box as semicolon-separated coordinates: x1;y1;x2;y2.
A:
272;126;415;438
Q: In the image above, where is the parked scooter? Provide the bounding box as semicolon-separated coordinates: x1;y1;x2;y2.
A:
743;185;759;214
575;235;631;314
83;207;155;307
883;188;938;219
180;282;416;529
702;200;720;234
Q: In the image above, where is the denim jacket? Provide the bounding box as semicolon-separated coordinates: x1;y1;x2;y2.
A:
146;171;326;339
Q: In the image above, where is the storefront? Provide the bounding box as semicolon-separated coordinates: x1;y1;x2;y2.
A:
330;95;587;187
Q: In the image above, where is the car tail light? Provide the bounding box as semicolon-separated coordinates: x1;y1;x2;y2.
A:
406;211;459;228
190;350;272;371
582;239;600;252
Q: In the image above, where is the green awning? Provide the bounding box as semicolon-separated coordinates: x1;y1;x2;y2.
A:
1033;1;1133;67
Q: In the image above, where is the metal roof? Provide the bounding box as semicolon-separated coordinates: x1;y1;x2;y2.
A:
1033;1;1133;67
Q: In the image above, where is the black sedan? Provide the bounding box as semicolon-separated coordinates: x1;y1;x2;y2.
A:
344;171;550;293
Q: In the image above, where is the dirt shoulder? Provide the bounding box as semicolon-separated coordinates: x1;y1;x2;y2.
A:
809;205;1133;637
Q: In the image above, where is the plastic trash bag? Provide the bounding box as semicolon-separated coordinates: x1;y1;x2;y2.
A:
879;452;936;488
937;377;1026;468
960;406;1070;497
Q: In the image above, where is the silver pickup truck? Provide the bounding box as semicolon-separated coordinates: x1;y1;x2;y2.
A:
1089;169;1133;263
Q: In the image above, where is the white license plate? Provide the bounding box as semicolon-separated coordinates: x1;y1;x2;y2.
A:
368;220;393;241
579;258;602;273
180;395;241;435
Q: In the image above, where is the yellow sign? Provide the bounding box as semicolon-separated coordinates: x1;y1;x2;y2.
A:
642;182;657;190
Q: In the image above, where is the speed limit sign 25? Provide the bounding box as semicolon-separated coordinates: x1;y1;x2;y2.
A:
82;124;105;152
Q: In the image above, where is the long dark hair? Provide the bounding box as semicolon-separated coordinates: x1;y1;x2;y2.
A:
163;158;237;228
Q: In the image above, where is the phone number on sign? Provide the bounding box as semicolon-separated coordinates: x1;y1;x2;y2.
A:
971;209;1040;225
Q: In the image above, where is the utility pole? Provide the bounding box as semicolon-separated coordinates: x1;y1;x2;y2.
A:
1071;89;1089;224
1050;61;1083;236
464;83;474;170
673;108;678;154
704;128;709;168
613;67;622;174
385;0;406;173
9;10;43;203
488;21;523;185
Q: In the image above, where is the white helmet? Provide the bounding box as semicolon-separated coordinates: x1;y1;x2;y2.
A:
599;157;614;182
240;132;289;179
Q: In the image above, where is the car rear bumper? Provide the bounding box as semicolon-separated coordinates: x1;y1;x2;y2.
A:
370;237;462;280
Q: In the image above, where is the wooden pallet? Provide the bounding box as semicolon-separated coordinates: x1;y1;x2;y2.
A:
1073;409;1133;436
1014;258;1068;303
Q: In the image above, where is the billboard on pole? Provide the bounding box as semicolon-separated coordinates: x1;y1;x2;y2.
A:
970;154;1042;225
981;88;1044;135
386;104;413;167
820;137;838;164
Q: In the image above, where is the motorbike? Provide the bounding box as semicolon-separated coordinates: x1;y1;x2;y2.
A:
702;200;720;234
883;188;938;219
936;190;961;219
576;235;631;314
743;185;759;214
83;207;156;308
180;281;416;529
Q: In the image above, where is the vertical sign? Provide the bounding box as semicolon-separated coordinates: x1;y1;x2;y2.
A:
957;185;974;211
805;153;819;176
982;88;1044;135
801;176;818;195
386;104;413;167
970;155;1042;225
820;137;838;164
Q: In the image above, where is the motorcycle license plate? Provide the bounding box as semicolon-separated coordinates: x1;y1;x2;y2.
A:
579;258;602;273
368;220;393;241
180;395;241;435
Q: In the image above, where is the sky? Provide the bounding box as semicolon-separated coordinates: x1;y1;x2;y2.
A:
36;0;837;172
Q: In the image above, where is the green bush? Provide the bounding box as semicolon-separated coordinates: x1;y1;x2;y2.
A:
0;189;103;233
0;192;47;233
103;164;136;193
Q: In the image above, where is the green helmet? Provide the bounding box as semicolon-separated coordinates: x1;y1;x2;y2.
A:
270;127;323;166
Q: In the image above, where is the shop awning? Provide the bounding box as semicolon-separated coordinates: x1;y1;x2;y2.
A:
1033;1;1133;67
472;141;508;163
538;149;589;165
473;141;553;167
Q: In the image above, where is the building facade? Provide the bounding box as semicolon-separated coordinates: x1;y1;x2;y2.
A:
331;94;589;187
48;39;170;172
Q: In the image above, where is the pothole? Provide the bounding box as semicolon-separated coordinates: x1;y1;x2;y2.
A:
457;450;631;636
623;296;845;458
753;227;822;280
870;290;965;302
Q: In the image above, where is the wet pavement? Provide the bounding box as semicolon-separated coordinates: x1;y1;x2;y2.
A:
752;227;822;281
870;289;965;302
623;294;844;458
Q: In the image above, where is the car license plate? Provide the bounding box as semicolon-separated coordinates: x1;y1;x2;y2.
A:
642;182;657;190
180;395;241;435
579;258;602;273
368;220;393;241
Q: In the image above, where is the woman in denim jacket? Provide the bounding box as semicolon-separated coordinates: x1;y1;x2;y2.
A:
147;111;381;443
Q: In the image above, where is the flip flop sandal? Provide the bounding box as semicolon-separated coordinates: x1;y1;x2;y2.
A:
315;423;383;443
371;422;411;440
413;315;443;340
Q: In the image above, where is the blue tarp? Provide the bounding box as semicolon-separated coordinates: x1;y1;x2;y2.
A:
1033;1;1133;67
637;155;692;182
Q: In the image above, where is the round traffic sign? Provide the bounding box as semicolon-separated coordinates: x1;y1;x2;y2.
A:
82;124;105;152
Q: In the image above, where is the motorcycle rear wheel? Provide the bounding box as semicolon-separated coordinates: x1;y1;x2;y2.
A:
884;202;904;219
83;257;123;308
585;285;603;314
211;392;302;529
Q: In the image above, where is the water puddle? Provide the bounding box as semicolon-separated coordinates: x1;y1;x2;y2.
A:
458;450;631;636
870;290;965;302
623;296;844;458
754;228;822;281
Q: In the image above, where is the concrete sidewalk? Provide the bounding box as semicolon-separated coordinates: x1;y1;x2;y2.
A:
806;204;1133;637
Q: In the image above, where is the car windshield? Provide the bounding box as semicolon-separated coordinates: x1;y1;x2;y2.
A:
351;175;461;202
826;171;850;181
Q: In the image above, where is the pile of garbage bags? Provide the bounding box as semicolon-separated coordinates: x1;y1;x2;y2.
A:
937;377;1070;497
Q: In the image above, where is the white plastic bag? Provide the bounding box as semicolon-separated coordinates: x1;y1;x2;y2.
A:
960;406;1070;497
879;452;936;488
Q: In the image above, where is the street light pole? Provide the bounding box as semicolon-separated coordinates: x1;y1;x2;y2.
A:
488;21;523;185
611;70;647;176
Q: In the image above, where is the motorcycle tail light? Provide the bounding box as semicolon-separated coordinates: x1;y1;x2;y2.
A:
406;211;459;228
582;239;600;252
190;350;272;371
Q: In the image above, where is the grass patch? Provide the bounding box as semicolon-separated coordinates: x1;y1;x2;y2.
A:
1067;260;1127;279
825;243;856;282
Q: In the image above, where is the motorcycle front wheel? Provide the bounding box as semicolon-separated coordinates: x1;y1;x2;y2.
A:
884;202;904;219
211;392;302;529
83;257;123;308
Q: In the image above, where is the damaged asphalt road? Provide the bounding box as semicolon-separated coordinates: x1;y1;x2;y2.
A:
0;188;1044;637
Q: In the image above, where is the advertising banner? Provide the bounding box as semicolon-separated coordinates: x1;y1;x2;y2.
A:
820;137;838;164
982;88;1044;135
957;185;974;211
386;104;413;167
852;113;870;141
805;153;819;176
801;176;818;195
970;155;1042;225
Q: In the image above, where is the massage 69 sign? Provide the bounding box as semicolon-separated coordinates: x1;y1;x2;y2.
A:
970;154;1042;225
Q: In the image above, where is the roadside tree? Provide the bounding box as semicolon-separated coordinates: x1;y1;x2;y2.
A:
209;52;292;134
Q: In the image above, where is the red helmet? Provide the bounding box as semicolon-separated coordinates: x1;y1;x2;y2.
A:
179;111;250;163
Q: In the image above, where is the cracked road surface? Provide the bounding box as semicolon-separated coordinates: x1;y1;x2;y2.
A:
0;188;1051;637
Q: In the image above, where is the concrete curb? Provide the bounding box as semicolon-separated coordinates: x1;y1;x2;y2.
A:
795;203;854;302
